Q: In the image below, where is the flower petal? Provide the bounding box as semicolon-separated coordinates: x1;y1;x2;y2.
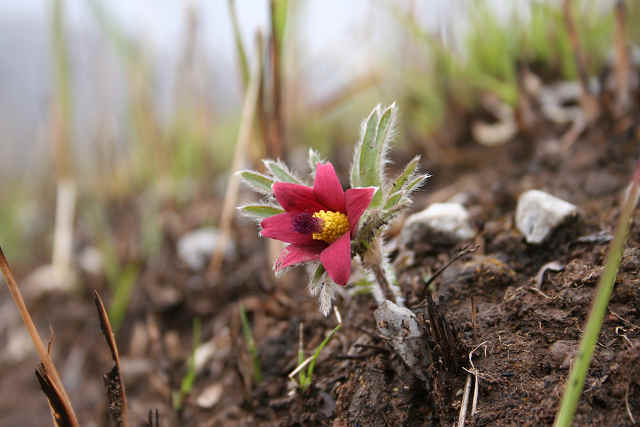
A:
345;187;376;234
260;212;315;244
273;182;324;213
313;162;346;212
320;232;351;285
275;243;323;271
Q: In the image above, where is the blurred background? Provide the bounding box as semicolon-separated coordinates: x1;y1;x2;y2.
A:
0;0;632;267
1;0;639;425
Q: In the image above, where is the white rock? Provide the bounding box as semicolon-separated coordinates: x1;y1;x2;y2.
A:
194;341;217;374
24;264;76;298
374;300;427;381
2;328;33;363
78;246;103;275
177;227;235;270
196;383;223;408
516;190;578;244
374;300;421;338
401;203;475;246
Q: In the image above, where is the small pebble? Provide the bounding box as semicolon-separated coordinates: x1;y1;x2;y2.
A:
548;340;578;369
177;227;235;270
401;203;475;247
194;341;217;374
516;190;577;244
196;383;223;408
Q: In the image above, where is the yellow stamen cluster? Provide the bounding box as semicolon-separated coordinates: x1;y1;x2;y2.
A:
312;210;350;244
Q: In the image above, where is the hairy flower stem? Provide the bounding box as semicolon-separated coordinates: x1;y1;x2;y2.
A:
370;262;394;302
362;236;400;305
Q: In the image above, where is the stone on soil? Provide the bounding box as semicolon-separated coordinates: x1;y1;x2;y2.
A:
374;300;429;381
177;227;235;270
516;190;578;244
196;383;223;408
401;203;475;247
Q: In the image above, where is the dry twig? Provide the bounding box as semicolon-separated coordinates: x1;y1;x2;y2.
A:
613;0;631;114
0;246;79;426
457;374;472;427
94;290;128;427
563;0;599;123
208;37;262;278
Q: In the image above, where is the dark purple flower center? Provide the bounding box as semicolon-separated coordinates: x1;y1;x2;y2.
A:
292;212;321;234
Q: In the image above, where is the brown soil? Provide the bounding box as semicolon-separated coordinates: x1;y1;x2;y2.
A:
1;117;640;426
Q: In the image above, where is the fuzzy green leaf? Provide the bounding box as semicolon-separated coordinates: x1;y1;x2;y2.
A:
239;170;274;194
383;191;404;210
370;189;383;209
311;264;325;283
389;155;421;196
308;148;324;172
357;105;381;188
351;106;379;187
264;160;301;184
406;173;430;193
240;205;284;219
372;104;395;180
369;104;397;209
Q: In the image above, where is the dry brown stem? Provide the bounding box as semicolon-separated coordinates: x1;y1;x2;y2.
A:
208;39;262;279
0;246;79;426
563;0;599;122
35;363;76;427
614;0;631;114
266;0;286;159
94;290;129;427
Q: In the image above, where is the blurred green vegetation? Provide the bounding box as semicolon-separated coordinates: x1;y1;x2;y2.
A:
0;0;633;271
399;0;614;142
172;317;202;411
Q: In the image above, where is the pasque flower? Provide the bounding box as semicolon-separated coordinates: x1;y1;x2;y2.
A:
260;162;375;285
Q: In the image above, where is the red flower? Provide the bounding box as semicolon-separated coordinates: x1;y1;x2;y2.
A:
260;162;375;285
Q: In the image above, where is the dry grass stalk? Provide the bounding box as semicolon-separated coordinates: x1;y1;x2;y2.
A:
51;0;76;285
614;0;631;114
266;0;285;160
563;0;600;122
52;180;76;280
208;38;262;278
457;374;473;427
0;246;79;426
94;290;129;427
35;363;76;427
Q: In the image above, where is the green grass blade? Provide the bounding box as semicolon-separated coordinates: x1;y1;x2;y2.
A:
303;324;342;391
554;162;640;427
107;264;138;332
297;323;306;387
173;317;201;411
240;305;262;384
272;0;288;51
228;0;249;90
